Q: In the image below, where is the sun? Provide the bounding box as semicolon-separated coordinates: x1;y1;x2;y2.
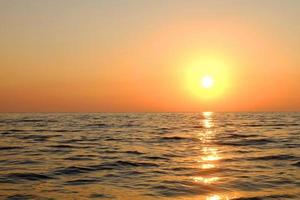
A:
182;55;232;100
201;75;214;89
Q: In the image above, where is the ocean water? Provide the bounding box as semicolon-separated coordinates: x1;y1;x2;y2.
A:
0;112;299;200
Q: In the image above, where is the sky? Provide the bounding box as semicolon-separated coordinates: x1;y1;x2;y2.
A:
0;0;299;112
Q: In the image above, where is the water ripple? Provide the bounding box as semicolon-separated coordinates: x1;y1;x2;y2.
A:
0;112;299;200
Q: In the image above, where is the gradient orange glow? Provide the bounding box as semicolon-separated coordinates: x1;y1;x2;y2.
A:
0;1;299;112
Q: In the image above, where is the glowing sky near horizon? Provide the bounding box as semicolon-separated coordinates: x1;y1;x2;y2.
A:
0;0;299;112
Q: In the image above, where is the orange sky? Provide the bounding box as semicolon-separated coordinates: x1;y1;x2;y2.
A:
0;0;299;112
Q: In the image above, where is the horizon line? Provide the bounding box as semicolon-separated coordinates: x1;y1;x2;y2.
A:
1;111;299;114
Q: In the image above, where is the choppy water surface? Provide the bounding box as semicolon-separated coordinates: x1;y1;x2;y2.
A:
0;113;299;200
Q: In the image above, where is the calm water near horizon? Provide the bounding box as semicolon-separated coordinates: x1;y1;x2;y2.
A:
0;112;299;200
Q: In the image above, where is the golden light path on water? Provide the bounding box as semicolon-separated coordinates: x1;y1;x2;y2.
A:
192;112;236;200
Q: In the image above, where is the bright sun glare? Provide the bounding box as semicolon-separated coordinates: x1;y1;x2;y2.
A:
201;75;214;89
183;56;231;100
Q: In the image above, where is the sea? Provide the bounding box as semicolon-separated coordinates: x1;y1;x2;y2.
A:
0;112;299;200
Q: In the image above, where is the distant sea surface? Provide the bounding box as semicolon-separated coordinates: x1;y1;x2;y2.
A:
0;113;299;200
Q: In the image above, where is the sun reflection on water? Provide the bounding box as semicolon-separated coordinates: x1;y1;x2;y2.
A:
201;163;215;169
203;111;213;118
201;154;221;161
193;112;230;199
193;176;220;184
206;194;230;200
206;195;221;200
201;147;221;161
203;118;213;129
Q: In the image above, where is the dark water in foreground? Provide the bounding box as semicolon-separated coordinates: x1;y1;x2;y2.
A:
0;113;299;200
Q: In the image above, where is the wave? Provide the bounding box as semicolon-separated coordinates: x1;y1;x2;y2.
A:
53;129;75;132
54;166;95;175
111;160;159;167
6;173;53;181
224;133;259;138
6;129;24;132
218;138;274;146
159;136;197;142
85;123;109;128
5;194;39;200
292;161;300;167
246;154;298;161
64;178;99;185
244;123;299;127
15;119;45;123
150;181;207;197
89;193;114;198
48;144;77;148
65;156;94;161
143;156;169;161
0;146;23;151
233;194;296;200
17;134;57;142
7;160;41;165
124;150;144;155
53;161;159;176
